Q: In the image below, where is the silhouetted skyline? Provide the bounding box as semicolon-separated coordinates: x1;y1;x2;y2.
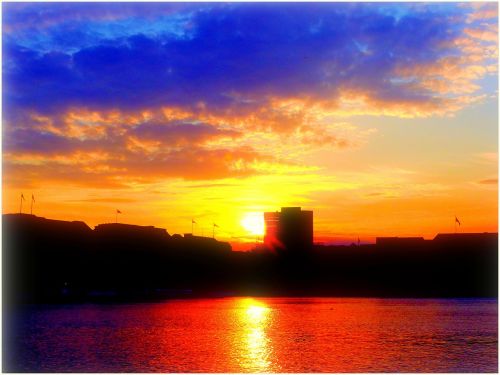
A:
3;213;497;306
6;206;490;249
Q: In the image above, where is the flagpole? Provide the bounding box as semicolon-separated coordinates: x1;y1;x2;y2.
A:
20;193;25;214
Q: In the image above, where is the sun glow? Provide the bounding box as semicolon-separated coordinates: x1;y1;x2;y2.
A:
241;212;265;236
246;304;268;322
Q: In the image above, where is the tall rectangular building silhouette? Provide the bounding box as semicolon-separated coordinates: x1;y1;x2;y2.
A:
264;207;313;251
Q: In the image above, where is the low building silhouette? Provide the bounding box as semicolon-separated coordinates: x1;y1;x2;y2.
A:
95;223;171;241
376;236;425;247
433;232;498;245
2;213;497;302
264;207;313;252
182;233;232;254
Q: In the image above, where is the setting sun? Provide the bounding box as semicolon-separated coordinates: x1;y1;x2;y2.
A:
241;213;265;236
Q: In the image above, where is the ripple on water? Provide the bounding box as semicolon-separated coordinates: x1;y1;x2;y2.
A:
4;298;498;372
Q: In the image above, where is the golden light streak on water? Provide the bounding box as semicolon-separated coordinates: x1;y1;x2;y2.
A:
237;298;273;373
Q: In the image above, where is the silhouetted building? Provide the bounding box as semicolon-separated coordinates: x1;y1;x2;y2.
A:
94;223;170;240
2;213;498;303
182;233;232;254
433;232;497;244
264;207;313;252
376;237;425;247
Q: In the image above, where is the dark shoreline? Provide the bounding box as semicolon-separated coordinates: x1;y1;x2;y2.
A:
4;213;498;306
7;290;500;307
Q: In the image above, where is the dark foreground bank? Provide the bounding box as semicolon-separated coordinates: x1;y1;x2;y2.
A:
3;213;498;305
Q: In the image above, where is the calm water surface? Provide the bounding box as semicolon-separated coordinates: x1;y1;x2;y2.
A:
6;298;498;372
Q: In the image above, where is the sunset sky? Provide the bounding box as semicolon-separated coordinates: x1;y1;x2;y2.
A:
3;2;498;249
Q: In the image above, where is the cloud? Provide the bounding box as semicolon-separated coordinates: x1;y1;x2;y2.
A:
475;152;498;164
3;106;287;185
3;3;497;121
67;197;138;203
2;2;197;33
464;27;498;43
128;121;241;148
4;103;371;188
4;145;279;188
3;3;497;190
184;183;238;189
478;178;498;185
4;112;283;185
466;2;498;23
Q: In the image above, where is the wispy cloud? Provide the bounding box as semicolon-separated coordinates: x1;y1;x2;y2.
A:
478;178;498;185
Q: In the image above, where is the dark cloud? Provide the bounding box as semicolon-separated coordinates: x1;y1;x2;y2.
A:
4;111;239;155
4;127;109;156
3;3;482;119
129;121;241;146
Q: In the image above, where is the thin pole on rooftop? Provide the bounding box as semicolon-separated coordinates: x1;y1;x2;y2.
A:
20;193;25;214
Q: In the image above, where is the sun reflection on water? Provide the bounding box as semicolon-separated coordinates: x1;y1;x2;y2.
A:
237;298;273;373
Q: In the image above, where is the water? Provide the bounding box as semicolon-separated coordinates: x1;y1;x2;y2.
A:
5;298;498;372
